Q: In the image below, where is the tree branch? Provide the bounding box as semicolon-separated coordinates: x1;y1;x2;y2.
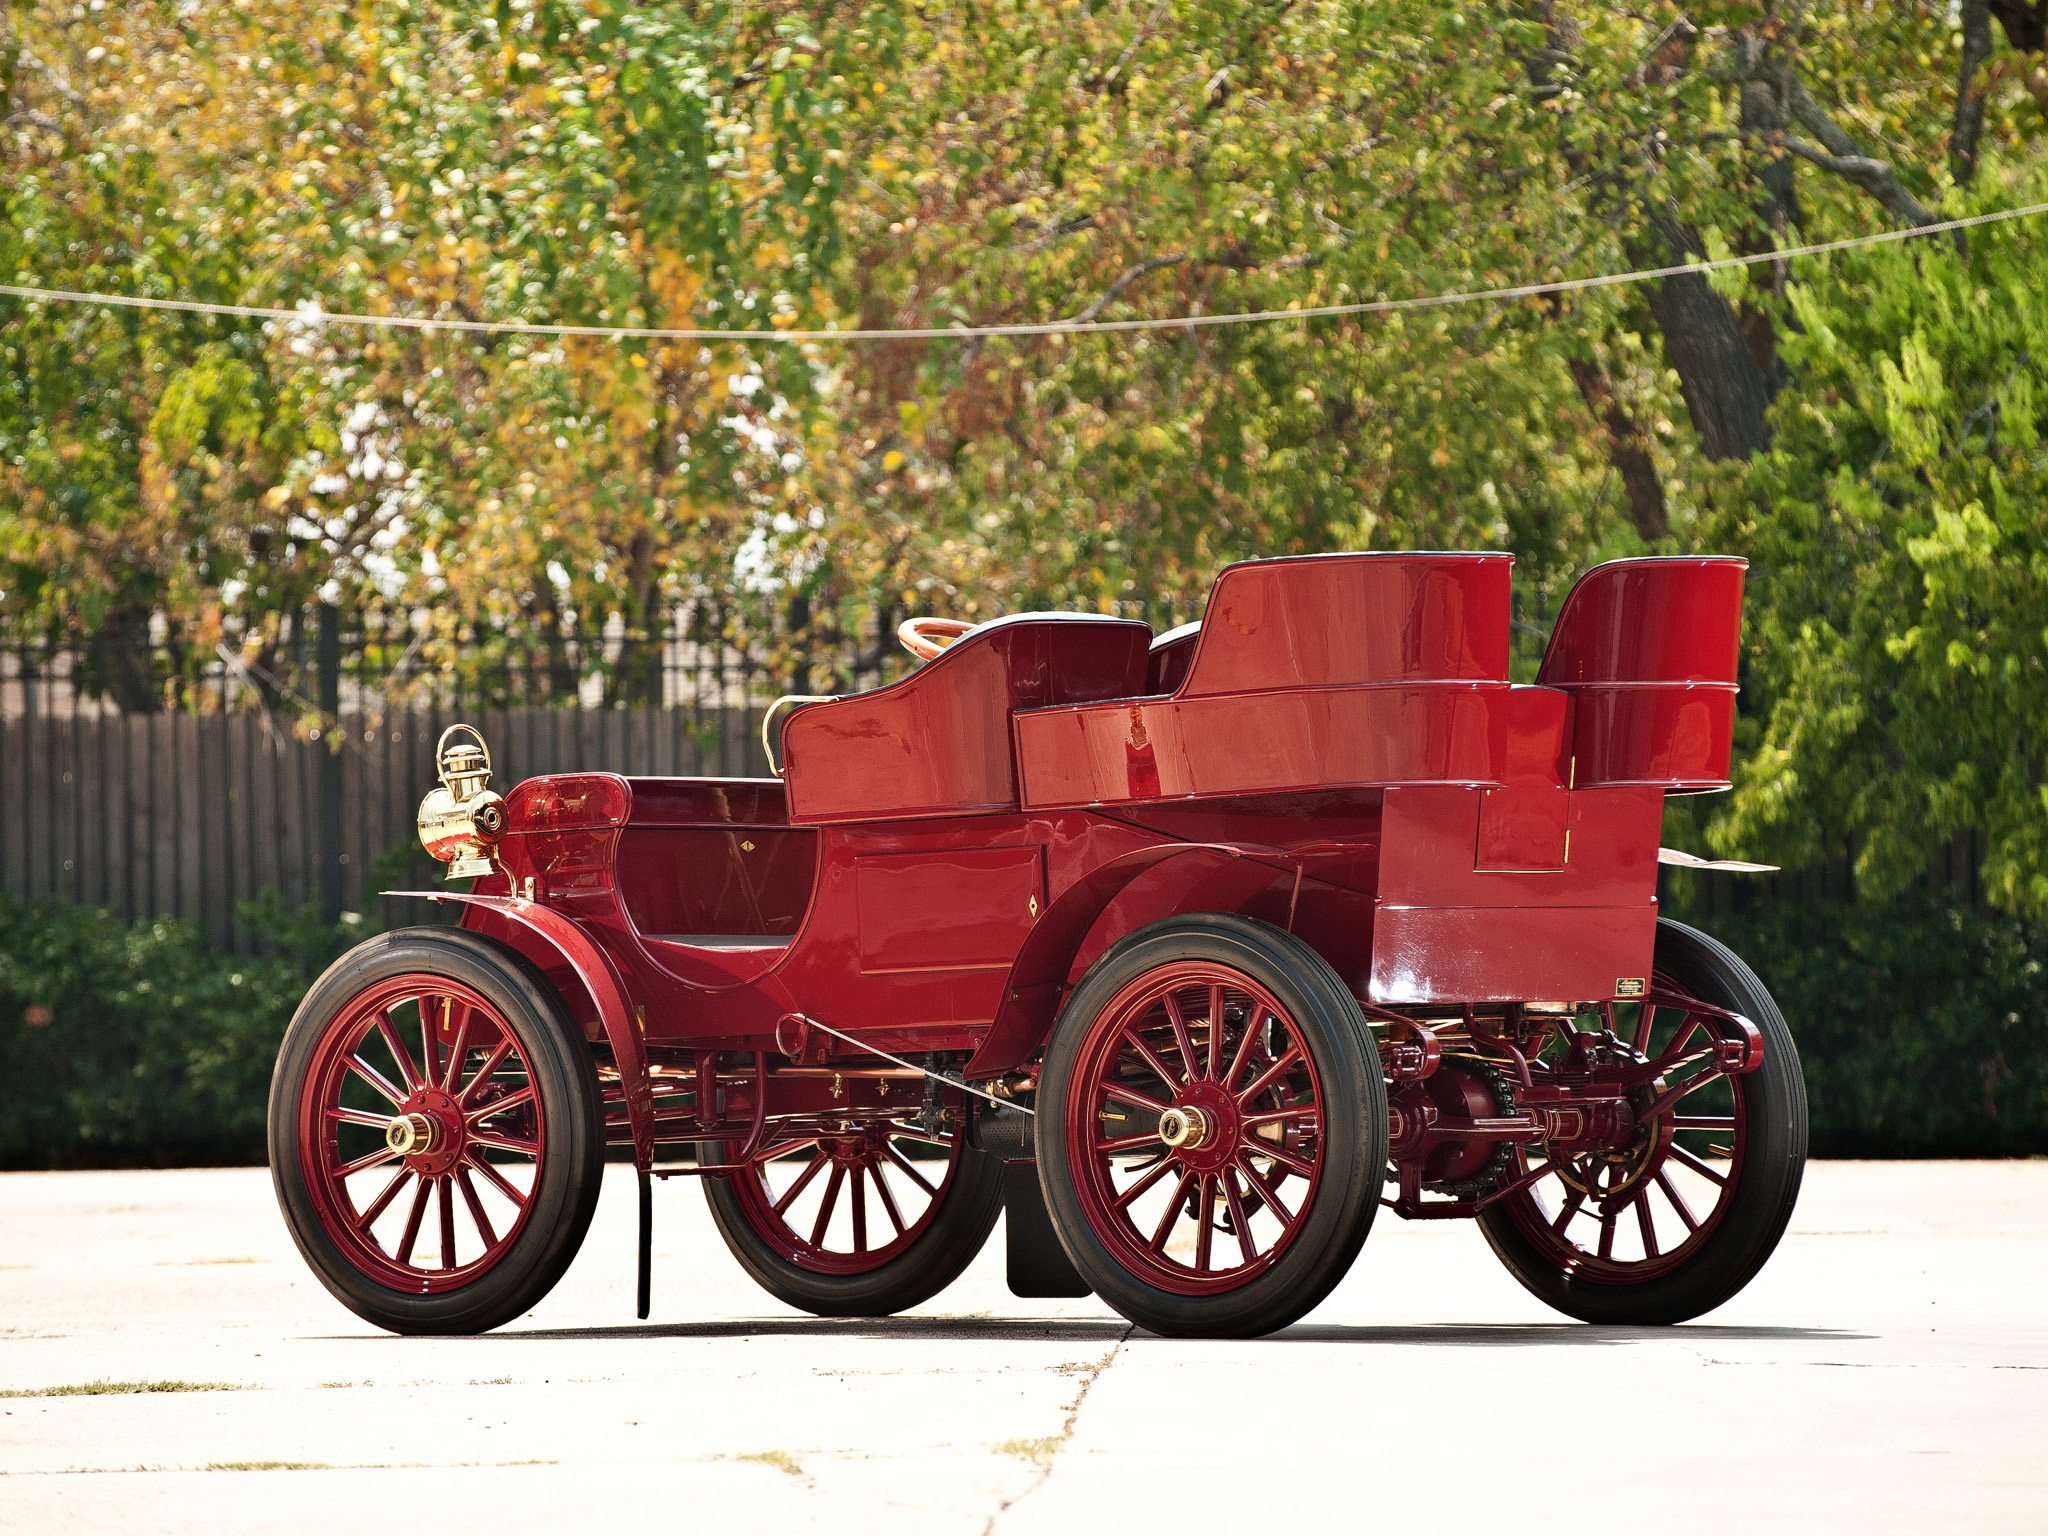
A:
1787;79;1939;227
1070;253;1188;324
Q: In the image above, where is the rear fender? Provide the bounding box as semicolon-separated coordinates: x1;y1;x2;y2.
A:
965;843;1289;1079
393;892;655;1169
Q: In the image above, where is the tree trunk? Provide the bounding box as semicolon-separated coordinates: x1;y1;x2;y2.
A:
1566;358;1670;541
84;601;163;714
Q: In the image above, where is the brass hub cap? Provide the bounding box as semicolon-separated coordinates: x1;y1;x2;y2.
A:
386;1112;437;1157
1158;1105;1210;1150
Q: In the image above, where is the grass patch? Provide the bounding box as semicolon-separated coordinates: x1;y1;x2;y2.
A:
206;1461;329;1472
1;1379;249;1398
992;1436;1064;1462
467;1377;516;1386
732;1450;802;1476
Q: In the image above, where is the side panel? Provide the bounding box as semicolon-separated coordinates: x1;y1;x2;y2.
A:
856;844;1045;972
1014;683;1508;810
1473;686;1572;872
1369;905;1655;1005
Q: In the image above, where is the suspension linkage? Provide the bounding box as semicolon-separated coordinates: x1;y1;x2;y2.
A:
774;1013;1035;1118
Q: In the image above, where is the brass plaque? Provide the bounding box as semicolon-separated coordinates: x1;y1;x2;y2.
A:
1615;977;1648;999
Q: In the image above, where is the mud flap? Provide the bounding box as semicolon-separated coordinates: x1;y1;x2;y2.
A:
1003;1161;1092;1299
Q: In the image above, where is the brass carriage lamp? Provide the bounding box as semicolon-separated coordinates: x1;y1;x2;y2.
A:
417;724;507;881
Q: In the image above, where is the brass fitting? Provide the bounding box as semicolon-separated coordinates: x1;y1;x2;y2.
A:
1158;1106;1209;1150
385;1112;436;1156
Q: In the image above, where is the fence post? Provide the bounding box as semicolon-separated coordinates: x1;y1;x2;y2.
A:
319;603;343;924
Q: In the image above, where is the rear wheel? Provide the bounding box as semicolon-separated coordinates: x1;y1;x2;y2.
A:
1477;918;1807;1324
1037;915;1386;1338
268;928;604;1336
703;1088;1003;1316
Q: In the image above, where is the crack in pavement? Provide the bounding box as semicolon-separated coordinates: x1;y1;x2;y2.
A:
982;1325;1134;1536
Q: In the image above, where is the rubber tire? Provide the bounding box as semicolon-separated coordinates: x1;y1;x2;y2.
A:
1477;917;1809;1325
1036;914;1388;1339
268;927;605;1336
703;1138;1004;1317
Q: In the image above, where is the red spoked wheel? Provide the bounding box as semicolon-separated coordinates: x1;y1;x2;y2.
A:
296;974;545;1292
270;930;603;1336
1478;918;1808;1324
704;1089;1003;1316
1038;915;1385;1338
1066;965;1326;1295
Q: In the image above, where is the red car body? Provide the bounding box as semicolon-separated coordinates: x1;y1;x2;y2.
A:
443;551;1745;1170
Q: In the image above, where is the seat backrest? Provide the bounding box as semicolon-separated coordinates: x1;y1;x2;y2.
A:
1177;552;1512;695
1536;556;1746;789
781;614;1151;823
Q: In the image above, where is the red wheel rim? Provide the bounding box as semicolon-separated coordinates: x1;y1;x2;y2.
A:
721;1093;967;1275
1499;979;1748;1283
296;975;546;1294
1065;963;1326;1297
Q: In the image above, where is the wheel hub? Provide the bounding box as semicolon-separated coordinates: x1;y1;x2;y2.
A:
386;1112;436;1155
1162;1081;1241;1175
1158;1106;1208;1149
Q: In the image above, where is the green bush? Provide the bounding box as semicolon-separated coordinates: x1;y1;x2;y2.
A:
1691;896;2048;1157
5;888;2044;1166
0;893;370;1169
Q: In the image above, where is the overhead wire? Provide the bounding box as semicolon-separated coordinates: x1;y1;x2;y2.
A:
0;199;2042;345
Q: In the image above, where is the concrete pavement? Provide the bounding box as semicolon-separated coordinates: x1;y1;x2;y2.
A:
2;1159;2043;1533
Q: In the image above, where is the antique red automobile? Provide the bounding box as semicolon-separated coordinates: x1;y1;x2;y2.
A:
268;552;1806;1338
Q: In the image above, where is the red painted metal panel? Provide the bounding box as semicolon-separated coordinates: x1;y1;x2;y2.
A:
1368;903;1656;1005
1015;683;1508;809
1180;552;1511;695
1474;686;1572;872
616;826;817;939
782;616;1151;824
1537;557;1746;790
1378;784;1664;909
855;844;1045;972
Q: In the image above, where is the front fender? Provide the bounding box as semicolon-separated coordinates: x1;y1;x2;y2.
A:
392;892;655;1170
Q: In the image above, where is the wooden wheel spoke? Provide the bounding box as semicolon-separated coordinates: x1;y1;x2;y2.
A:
1101;1079;1172;1116
441;1003;473;1093
1632;1001;1655;1057
347;1054;407;1110
1122;1027;1182;1092
1220;1010;1265;1092
1671;1115;1736;1131
810;1166;846;1248
338;1144;403;1178
463;1153;529;1209
329;1105;394;1130
456;1165;498;1249
1550;1185;1587;1235
1596;1208;1617;1261
851;1166;869;1252
438;1176;458;1269
376;1011;425;1093
870;1159;908;1236
395;1174;434;1265
772;1151;831;1216
458;1041;514;1108
1654;1168;1699;1233
355;1166;413;1229
1251;1139;1315;1179
882;1143;938;1196
750;1136;822;1165
1149;1170;1194;1253
1205;983;1225;1081
1233;1156;1295;1226
468;1129;540;1157
469;1085;536;1125
1112;1155;1178;1212
1162;994;1200;1083
1633;1190;1659;1260
1193;1175;1217;1271
1239;1107;1307;1129
1221;1168;1259;1266
1667;1143;1729;1186
1095;1132;1163;1156
1236;1045;1304;1108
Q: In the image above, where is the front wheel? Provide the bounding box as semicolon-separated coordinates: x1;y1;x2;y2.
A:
1477;917;1808;1324
268;928;604;1336
1036;914;1387;1338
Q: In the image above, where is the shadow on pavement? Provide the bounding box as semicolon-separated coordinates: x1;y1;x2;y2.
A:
315;1317;1870;1347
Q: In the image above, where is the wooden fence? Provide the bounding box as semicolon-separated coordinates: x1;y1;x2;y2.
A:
0;705;768;951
